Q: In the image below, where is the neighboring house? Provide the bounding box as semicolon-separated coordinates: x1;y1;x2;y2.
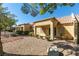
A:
16;23;33;32
33;14;79;44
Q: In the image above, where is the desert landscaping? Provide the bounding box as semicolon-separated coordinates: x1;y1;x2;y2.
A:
1;31;79;56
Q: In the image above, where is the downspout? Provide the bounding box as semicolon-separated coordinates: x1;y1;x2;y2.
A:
74;15;79;56
74;15;79;44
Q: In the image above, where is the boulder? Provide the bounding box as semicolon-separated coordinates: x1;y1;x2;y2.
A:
62;49;73;56
58;48;64;52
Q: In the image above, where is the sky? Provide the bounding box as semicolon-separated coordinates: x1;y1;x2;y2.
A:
2;3;79;25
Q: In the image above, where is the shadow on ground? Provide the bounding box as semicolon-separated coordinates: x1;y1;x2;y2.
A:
3;52;44;56
3;52;63;56
50;42;79;56
48;51;64;56
53;42;74;50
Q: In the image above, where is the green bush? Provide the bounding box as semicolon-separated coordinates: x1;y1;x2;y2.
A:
28;32;34;36
23;31;29;35
11;32;18;37
8;30;13;32
16;31;23;35
15;31;34;36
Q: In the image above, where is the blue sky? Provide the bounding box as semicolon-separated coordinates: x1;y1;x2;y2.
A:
2;3;79;25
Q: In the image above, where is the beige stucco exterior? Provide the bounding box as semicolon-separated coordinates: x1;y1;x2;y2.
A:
57;23;74;40
33;18;55;40
14;14;79;44
33;17;76;41
63;24;74;39
16;23;32;31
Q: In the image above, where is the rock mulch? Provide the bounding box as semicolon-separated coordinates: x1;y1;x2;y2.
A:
50;40;78;56
2;36;52;56
1;35;79;56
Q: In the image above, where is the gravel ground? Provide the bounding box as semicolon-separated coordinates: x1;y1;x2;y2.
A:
2;36;52;56
1;32;79;56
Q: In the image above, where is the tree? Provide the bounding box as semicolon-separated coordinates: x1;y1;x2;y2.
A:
0;4;16;55
21;3;75;17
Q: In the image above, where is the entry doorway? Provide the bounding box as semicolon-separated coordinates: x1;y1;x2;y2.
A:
48;27;57;37
54;27;56;37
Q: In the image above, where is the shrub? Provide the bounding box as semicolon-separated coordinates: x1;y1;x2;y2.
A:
28;32;34;36
23;31;29;35
16;31;23;35
15;31;33;36
5;29;13;32
11;32;18;37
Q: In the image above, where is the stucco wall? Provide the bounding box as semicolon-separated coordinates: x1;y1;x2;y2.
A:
36;27;46;36
56;23;74;40
16;24;32;31
63;24;74;39
34;20;52;37
34;19;74;40
16;26;24;31
24;25;32;31
36;26;50;36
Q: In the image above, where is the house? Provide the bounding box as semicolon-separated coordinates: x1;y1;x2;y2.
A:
33;14;79;44
16;23;33;32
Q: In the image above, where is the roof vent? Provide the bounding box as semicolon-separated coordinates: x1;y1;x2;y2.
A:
71;12;75;19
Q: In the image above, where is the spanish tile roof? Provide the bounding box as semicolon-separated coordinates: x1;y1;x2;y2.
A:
18;23;30;26
56;16;75;24
33;14;79;24
57;14;79;24
75;14;79;21
33;17;55;23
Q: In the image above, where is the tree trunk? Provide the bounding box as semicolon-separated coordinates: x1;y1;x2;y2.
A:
0;30;3;55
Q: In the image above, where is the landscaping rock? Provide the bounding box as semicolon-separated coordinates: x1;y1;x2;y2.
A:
58;48;64;52
62;49;73;56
